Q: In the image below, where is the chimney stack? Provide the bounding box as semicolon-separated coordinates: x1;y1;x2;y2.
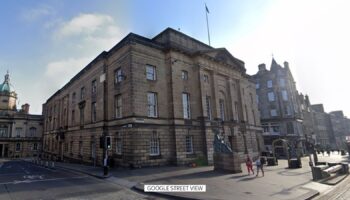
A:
21;103;30;114
258;63;266;71
283;61;289;69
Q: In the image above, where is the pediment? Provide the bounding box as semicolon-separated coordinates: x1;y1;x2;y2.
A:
200;48;243;67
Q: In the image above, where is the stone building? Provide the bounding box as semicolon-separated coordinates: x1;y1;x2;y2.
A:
329;111;347;149
42;28;262;168
253;59;304;154
299;94;315;150
311;104;333;148
0;73;43;158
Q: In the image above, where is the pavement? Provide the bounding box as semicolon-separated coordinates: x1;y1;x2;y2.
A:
23;152;349;200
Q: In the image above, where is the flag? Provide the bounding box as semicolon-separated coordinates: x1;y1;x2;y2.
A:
205;4;210;14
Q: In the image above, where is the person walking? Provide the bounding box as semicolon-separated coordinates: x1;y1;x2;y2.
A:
245;155;254;175
255;156;264;177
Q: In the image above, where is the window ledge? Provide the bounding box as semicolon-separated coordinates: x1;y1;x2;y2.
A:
149;154;162;159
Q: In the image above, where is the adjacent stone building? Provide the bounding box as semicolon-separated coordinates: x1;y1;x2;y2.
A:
329;111;347;149
0;73;43;158
42;28;263;168
311;104;333;148
299;94;315;150
253;59;304;154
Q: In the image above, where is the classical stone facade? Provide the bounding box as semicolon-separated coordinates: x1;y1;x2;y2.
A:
0;73;43;158
42;28;263;168
253;59;304;154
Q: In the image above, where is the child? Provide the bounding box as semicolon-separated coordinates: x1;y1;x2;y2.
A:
245;155;254;175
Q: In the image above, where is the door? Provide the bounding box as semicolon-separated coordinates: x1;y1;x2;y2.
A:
4;144;8;157
0;144;3;157
59;142;63;161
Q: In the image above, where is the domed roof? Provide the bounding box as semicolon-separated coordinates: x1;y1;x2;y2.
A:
0;72;15;93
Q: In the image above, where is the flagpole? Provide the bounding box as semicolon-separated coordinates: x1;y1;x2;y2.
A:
205;4;211;46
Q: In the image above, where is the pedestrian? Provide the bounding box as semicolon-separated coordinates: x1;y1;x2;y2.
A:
255;156;264;177
245;155;254;175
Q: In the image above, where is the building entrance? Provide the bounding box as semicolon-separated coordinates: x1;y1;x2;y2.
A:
4;144;8;157
0;144;2;157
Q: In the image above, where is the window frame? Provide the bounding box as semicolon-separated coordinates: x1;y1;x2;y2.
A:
206;96;212;120
29;127;36;137
267;80;273;88
146;65;156;81
270;109;278;117
15;143;21;152
185;135;194;154
91;102;97;122
91;79;97;95
182;93;191;119
80;107;84;125
116;132;122;155
115;68;123;84
15;128;22;138
268;92;275;102
181;70;188;80
219;99;225;121
80;87;85;100
33;143;38;151
282;90;288;101
147;92;158;118
149;132;160;156
115;94;122;119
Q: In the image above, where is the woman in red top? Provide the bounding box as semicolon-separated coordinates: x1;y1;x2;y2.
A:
245;155;254;175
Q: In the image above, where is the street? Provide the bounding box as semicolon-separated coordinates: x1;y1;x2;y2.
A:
0;160;160;200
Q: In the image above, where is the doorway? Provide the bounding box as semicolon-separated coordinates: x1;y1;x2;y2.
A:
4;144;8;157
0;144;3;157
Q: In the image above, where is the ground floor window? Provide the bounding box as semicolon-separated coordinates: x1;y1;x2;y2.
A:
116;132;122;154
64;143;68;152
79;141;83;156
91;142;96;159
150;131;160;156
185;135;193;154
33;143;38;151
15;143;21;152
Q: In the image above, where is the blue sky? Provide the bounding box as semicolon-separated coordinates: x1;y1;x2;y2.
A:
1;0;350;116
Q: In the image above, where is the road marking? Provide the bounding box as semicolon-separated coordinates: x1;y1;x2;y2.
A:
0;175;88;185
23;175;43;180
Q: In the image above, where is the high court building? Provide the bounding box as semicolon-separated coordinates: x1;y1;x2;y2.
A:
42;28;263;167
0;73;42;158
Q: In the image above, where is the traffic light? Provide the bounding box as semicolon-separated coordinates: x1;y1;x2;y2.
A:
106;136;112;149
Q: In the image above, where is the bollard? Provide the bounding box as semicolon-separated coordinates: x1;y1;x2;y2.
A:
51;161;55;169
45;161;49;168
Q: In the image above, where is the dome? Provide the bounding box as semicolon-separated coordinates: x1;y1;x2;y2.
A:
0;73;15;93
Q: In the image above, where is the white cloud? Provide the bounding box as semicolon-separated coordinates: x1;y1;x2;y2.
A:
42;13;126;98
44;57;91;90
52;13;125;55
55;13;118;38
21;5;55;21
